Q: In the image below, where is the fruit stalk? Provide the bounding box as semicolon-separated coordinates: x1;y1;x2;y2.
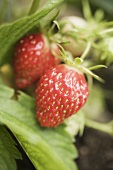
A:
85;118;113;136
28;0;40;15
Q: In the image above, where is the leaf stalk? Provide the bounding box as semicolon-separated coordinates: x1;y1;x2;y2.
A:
85;118;113;136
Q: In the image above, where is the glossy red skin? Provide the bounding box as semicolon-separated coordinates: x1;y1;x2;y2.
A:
14;33;60;89
36;64;89;127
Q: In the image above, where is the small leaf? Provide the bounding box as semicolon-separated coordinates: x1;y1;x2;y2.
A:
0;125;21;170
81;0;93;21
88;64;107;70
53;20;60;30
80;66;105;83
94;9;105;22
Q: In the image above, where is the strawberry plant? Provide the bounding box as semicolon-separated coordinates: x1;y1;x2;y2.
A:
0;0;113;170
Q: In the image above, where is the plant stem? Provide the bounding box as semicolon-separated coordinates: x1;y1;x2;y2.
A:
85;118;113;136
28;0;40;15
0;0;7;23
87;75;93;92
81;41;91;60
100;28;113;35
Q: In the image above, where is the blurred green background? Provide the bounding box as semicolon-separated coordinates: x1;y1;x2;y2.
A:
1;0;113;23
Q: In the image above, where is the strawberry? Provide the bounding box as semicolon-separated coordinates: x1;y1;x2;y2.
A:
35;64;89;127
13;33;60;89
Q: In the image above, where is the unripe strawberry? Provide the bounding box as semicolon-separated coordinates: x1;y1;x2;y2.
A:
36;64;89;127
60;16;87;31
59;16;87;57
13;33;60;89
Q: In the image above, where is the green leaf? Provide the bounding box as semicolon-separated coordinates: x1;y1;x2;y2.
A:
83;85;105;120
0;0;63;66
0;125;21;170
0;84;14;98
0;85;78;170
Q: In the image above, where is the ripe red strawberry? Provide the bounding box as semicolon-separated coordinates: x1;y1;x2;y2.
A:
13;33;60;89
36;64;89;127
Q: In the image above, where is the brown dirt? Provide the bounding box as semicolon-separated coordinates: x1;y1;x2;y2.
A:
76;128;113;170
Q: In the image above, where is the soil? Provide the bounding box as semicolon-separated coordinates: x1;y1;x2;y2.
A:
76;128;113;170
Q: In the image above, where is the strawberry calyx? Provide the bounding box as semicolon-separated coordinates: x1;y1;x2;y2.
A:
56;42;106;85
